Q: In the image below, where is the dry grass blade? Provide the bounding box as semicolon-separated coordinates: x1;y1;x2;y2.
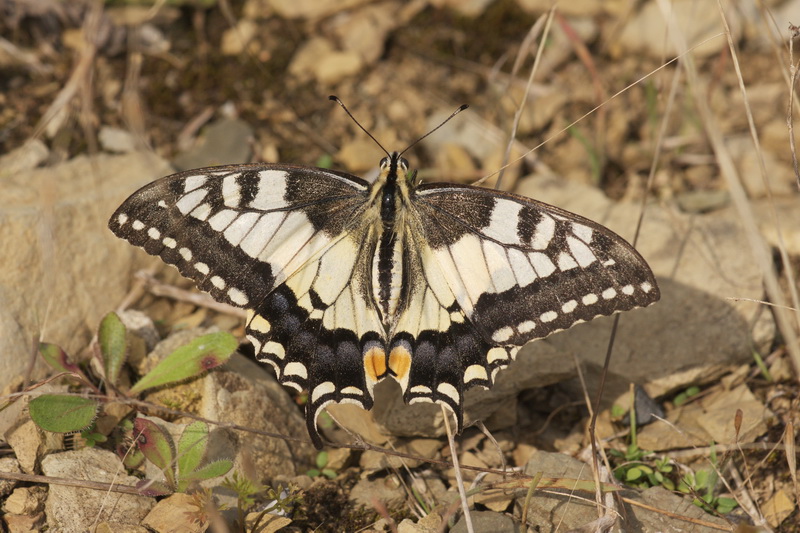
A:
787;24;800;187
441;404;473;533
785;421;798;507
491;9;552;191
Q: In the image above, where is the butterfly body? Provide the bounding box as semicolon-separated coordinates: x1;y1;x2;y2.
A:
110;152;659;447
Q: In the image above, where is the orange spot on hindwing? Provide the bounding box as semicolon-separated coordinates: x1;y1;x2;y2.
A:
388;344;412;382
363;346;387;384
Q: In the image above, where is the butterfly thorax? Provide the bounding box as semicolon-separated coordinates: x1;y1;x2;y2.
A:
371;153;412;329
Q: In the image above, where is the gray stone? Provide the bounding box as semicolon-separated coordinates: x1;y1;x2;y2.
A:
41;448;153;532
199;353;316;479
451;510;519;533
0;152;173;395
0;457;22;497
171;118;253;171
349;475;406;510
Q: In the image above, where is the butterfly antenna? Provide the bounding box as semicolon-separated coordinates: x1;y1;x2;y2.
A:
329;95;390;157
398;104;469;157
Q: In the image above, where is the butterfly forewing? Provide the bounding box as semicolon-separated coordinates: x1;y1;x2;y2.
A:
412;184;659;342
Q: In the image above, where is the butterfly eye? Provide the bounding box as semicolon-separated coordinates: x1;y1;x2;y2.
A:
380;157;390;168
399;158;409;171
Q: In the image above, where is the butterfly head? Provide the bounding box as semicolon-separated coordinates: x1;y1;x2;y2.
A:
380;152;416;186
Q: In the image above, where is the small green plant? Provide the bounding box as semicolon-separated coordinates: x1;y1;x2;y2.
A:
25;312;239;495
29;312;237;437
134;418;233;495
673;385;701;406
610;390;675;490
222;472;302;531
306;450;337;479
677;445;738;515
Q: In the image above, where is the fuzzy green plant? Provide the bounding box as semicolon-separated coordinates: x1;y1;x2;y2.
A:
134;418;233;495
29;311;237;436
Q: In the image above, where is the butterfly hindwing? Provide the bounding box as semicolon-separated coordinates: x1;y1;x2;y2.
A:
245;228;387;447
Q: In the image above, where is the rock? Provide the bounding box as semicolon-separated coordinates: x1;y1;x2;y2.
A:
520;453;733;531
613;0;741;59
359;437;441;471
4;486;46;514
244;512;292;533
762;487;794;529
725;135;795;199
267;0;364;19
288;37;363;85
637;384;773;451
3;512;46;533
755;197;800;256
336;137;385;172
199;353;316;478
521;450;607;529
41;448;154;532
515;0;606;17
0;457;22;497
451;510;518;533
99;126;138;153
632;486;730;531
433;0;495;17
137;336;312;484
221;19;258;56
4;417;62;474
117;309;161;353
349;474;406;510
0;152;173;395
95;524;150;533
141;492;208;532
171;117;254;171
330;3;401;65
0;139;48;174
675;190;730;213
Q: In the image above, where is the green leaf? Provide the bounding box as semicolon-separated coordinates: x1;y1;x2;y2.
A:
321;468;337;479
122;446;146;470
99;312;127;386
626;467;644;481
716;497;738;514
133;418;176;489
81;430;107;447
29;395;98;433
183;459;233;483
38;343;82;375
177;421;209;478
129;332;237;394
610;404;626;417
315;451;328;469
307;469;321;477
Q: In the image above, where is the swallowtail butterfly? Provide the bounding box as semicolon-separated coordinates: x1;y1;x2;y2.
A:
109;106;659;448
